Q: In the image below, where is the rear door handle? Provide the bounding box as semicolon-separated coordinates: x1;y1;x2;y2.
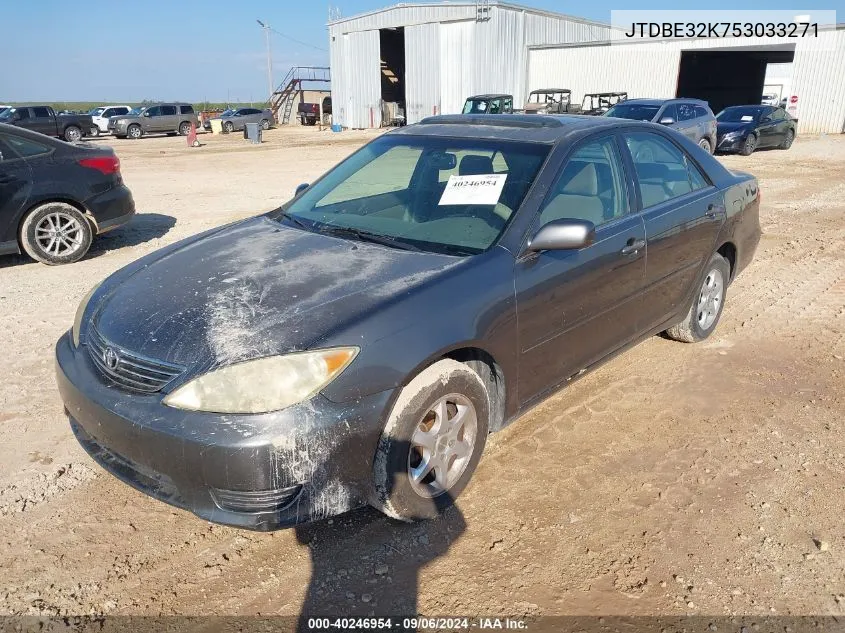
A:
621;239;646;255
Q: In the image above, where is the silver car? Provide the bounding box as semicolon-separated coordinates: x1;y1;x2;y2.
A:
604;98;717;154
108;102;199;139
213;108;274;133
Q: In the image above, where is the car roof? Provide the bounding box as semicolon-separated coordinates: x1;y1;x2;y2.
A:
391;113;657;144
467;94;512;100
585;92;627;97
622;98;709;106
529;89;571;94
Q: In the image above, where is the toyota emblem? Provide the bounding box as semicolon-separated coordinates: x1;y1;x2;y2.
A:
103;347;119;370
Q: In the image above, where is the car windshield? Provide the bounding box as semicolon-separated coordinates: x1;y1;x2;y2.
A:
604;103;660;121
717;106;764;122
272;135;550;256
463;100;491;114
221;109;236;117
127;107;143;115
0;108;16;120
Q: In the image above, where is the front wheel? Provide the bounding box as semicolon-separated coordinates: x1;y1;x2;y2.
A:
64;126;82;143
179;121;192;135
739;134;757;156
698;137;711;154
372;359;489;522
89;127;100;138
127;124;142;139
260;118;270;130
665;253;730;343
779;129;795;150
20;202;93;265
223;121;234;133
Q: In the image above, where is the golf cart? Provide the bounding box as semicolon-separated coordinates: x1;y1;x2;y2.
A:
523;89;580;114
580;92;628;116
462;94;514;115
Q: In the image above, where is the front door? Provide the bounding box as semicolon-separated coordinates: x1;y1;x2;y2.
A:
621;131;725;331
515;134;646;405
0;134;33;250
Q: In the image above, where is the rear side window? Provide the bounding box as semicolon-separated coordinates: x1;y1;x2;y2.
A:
660;103;678;122
180;105;194;114
771;108;787;121
694;106;710;118
32;107;51;118
161;105;178;115
16;109;31;120
5;134;51;158
624;132;708;208
677;103;696;121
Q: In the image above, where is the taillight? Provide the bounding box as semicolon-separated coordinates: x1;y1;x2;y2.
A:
79;155;120;175
312;104;319;112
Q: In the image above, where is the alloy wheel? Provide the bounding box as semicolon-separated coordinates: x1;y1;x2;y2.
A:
34;211;84;257
697;268;724;330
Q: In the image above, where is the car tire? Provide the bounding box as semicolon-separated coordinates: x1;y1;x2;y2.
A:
299;115;307;126
64;126;82;143
372;359;489;522
307;118;317;126
20;202;93;265
89;127;100;138
779;129;795;150
127;124;142;140
260;118;270;130
223;121;234;133
665;253;731;343
739;134;757;156
698;137;711;154
179;121;192;135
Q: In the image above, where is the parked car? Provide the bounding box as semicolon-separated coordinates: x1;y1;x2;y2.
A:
210;108;274;133
580;92;627;116
108;103;199;139
203;108;236;131
462;94;514;115
0;106;95;143
0;123;135;264
89;105;132;135
760;93;780;106
298;97;332;126
716;105;796;155
57;113;760;530
523;89;579;114
604;98;717;154
0;105;11;116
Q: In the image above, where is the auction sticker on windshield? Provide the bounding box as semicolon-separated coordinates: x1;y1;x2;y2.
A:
439;174;507;206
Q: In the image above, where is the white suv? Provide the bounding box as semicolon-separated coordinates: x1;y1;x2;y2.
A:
90;105;132;135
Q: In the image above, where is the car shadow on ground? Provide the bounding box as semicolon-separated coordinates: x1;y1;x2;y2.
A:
294;439;467;631
85;212;176;258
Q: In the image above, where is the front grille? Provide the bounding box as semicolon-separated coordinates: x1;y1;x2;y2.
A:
87;326;184;393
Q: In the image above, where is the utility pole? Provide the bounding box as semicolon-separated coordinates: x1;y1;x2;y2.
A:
256;20;274;97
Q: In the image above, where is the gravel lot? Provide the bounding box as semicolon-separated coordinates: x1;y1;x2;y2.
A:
1;125;844;620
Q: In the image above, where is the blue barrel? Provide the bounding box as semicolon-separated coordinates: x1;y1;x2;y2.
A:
331;124;342;133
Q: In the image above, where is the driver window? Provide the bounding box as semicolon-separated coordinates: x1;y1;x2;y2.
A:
538;137;629;228
145;106;161;116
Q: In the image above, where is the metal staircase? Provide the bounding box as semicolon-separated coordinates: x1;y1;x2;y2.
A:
269;66;331;124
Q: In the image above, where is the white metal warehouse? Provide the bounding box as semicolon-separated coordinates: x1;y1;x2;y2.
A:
328;1;611;128
328;1;845;134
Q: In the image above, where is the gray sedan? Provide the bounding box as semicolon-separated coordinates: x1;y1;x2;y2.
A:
57;114;760;531
213;108;274;133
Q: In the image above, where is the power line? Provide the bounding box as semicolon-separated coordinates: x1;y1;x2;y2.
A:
267;25;328;52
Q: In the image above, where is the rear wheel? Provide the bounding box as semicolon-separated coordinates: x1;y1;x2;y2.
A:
64;126;82;143
127;124;142;139
20;202;93;265
779;129;795;150
299;115;307;126
260;118;270;130
739;134;757;156
223;121;234;133
666;253;730;343
372;359;489;521
89;127;100;138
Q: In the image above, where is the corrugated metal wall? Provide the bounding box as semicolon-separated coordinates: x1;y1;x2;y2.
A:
330;30;382;129
527;28;845;133
439;21;475;115
405;23;442;123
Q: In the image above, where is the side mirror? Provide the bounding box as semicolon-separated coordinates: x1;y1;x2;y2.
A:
295;183;310;196
527;219;595;252
659;116;675;125
143;112;151;117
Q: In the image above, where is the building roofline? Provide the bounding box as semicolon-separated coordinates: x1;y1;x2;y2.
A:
327;1;610;30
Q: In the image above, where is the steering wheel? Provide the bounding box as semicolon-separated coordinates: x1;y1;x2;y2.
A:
444;204;510;232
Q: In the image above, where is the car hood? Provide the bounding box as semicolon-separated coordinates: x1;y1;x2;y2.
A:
717;121;755;135
93;216;462;369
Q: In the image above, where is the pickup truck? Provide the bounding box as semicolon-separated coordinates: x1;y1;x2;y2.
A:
0;106;94;142
298;96;332;126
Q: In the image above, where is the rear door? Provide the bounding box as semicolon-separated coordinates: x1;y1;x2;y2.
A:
757;107;779;147
515;134;646;403
0;134;33;250
769;108;792;144
622;130;725;331
160;105;178;131
675;102;699;142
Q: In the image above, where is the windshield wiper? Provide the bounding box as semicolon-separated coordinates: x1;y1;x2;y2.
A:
277;211;312;231
318;224;423;252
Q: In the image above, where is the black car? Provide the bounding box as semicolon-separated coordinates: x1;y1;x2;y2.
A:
0;123;135;264
716;105;797;156
57;115;760;530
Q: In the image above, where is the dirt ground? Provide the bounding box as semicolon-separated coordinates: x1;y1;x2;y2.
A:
1;125;844;622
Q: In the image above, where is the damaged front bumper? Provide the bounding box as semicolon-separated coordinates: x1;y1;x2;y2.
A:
55;332;392;530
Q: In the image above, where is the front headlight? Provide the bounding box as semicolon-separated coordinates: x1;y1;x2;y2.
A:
722;131;742;141
72;282;103;347
163;347;359;414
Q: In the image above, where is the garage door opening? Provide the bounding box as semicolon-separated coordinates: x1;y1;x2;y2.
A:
380;27;406;125
676;47;795;114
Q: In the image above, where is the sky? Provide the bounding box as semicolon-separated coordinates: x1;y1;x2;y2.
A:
0;0;841;103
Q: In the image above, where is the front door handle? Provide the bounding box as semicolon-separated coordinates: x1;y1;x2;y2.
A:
705;203;723;219
621;239;646;255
